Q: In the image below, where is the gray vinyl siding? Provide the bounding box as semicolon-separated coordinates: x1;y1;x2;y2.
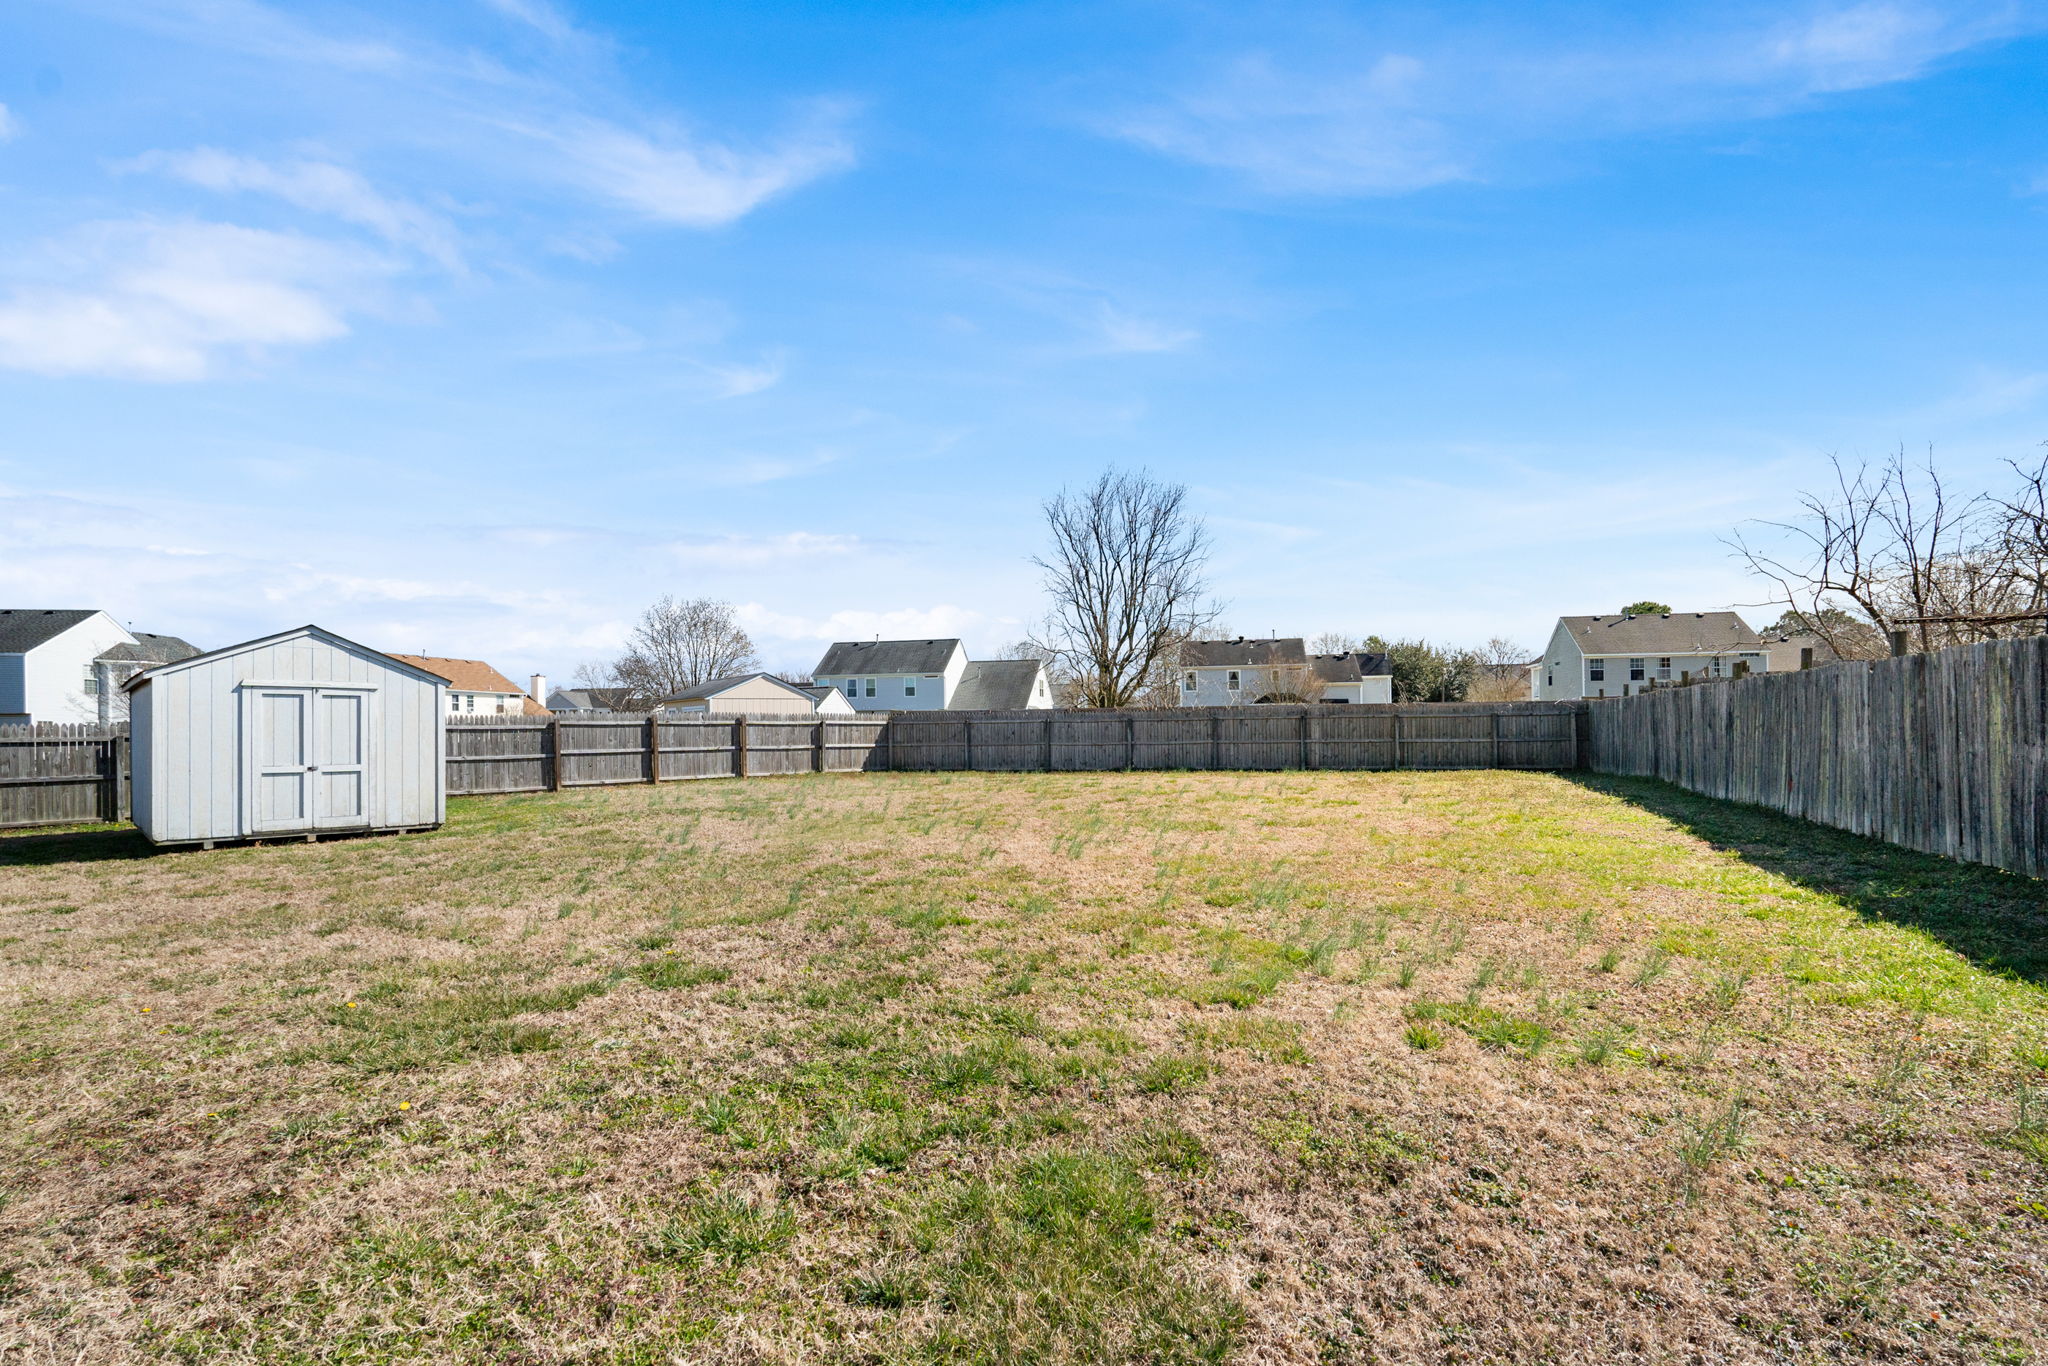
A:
131;629;444;844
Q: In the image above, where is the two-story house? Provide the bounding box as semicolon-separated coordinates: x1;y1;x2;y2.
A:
1177;638;1394;705
811;639;1053;711
1530;612;1770;700
0;609;199;725
387;654;548;716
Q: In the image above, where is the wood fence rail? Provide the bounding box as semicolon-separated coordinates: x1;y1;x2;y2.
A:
1585;634;2048;879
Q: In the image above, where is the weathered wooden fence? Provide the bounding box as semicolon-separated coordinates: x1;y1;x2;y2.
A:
881;703;1584;772
445;714;891;795
1;706;1586;827
0;723;129;828
1586;635;2048;879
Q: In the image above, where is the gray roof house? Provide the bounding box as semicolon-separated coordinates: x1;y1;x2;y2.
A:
811;638;1053;711
0;609;199;724
1177;638;1393;706
546;686;639;713
1532;611;1771;700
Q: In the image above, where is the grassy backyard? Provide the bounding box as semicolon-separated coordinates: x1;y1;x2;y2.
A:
2;769;2045;1364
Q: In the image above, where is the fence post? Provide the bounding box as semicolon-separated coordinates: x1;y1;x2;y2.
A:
115;732;131;822
647;713;660;783
1490;711;1501;770
98;738;117;823
965;716;975;771
1043;714;1054;772
1124;714;1135;771
549;718;565;791
1300;708;1314;770
813;719;826;773
1392;711;1403;770
1211;712;1222;770
735;716;750;779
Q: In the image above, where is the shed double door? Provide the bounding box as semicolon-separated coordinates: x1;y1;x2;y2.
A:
247;688;370;833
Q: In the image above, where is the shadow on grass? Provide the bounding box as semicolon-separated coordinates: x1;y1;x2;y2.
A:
0;825;157;867
1561;772;2048;988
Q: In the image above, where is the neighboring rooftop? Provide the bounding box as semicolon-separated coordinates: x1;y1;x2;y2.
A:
1558;612;1764;654
950;658;1045;710
547;687;639;712
1180;637;1308;668
0;609;101;654
385;654;515;692
661;672;815;704
97;633;202;665
815;638;963;676
1309;651;1391;683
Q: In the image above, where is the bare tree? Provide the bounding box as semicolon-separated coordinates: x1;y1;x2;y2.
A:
583;597;759;706
1309;631;1359;656
1031;469;1220;708
1466;636;1534;702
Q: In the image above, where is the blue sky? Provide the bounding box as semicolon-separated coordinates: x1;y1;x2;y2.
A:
3;0;2047;679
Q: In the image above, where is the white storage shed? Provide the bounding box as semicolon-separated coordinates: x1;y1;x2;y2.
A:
124;625;446;847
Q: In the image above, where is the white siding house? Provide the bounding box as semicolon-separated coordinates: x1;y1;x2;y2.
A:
1532;612;1771;700
813;639;968;711
0;610;199;724
1177;638;1393;705
125;625;445;847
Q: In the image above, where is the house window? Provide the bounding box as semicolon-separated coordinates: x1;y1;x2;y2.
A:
1657;657;1672;680
844;679;857;698
904;679;916;697
83;667;99;696
1227;670;1240;690
1629;658;1645;681
1183;672;1197;692
865;679;876;697
1587;658;1606;682
465;694;476;711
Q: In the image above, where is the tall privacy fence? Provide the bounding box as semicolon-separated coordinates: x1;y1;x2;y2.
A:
1584;635;2048;879
0;723;130;829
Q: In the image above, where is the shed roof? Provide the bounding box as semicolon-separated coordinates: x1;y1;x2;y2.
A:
950;659;1045;710
122;625;451;692
1557;612;1763;654
1180;637;1308;667
0;609;102;653
815;638;963;675
660;672;817;705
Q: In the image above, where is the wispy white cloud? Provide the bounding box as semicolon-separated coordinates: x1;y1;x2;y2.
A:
540;110;855;227
1089;303;1200;354
0;219;390;380
1102;2;2041;195
480;0;585;44
665;531;861;566
737;602;988;643
695;351;788;398
123;147;463;269
91;0;410;72
0;104;17;142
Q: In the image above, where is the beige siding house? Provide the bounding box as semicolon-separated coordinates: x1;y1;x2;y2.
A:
659;673;826;716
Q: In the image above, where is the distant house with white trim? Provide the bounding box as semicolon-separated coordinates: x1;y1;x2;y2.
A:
387;654;547;717
659;672;827;716
1531;612;1770;700
811;639;1053;711
1177;638;1393;705
0;609;199;725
